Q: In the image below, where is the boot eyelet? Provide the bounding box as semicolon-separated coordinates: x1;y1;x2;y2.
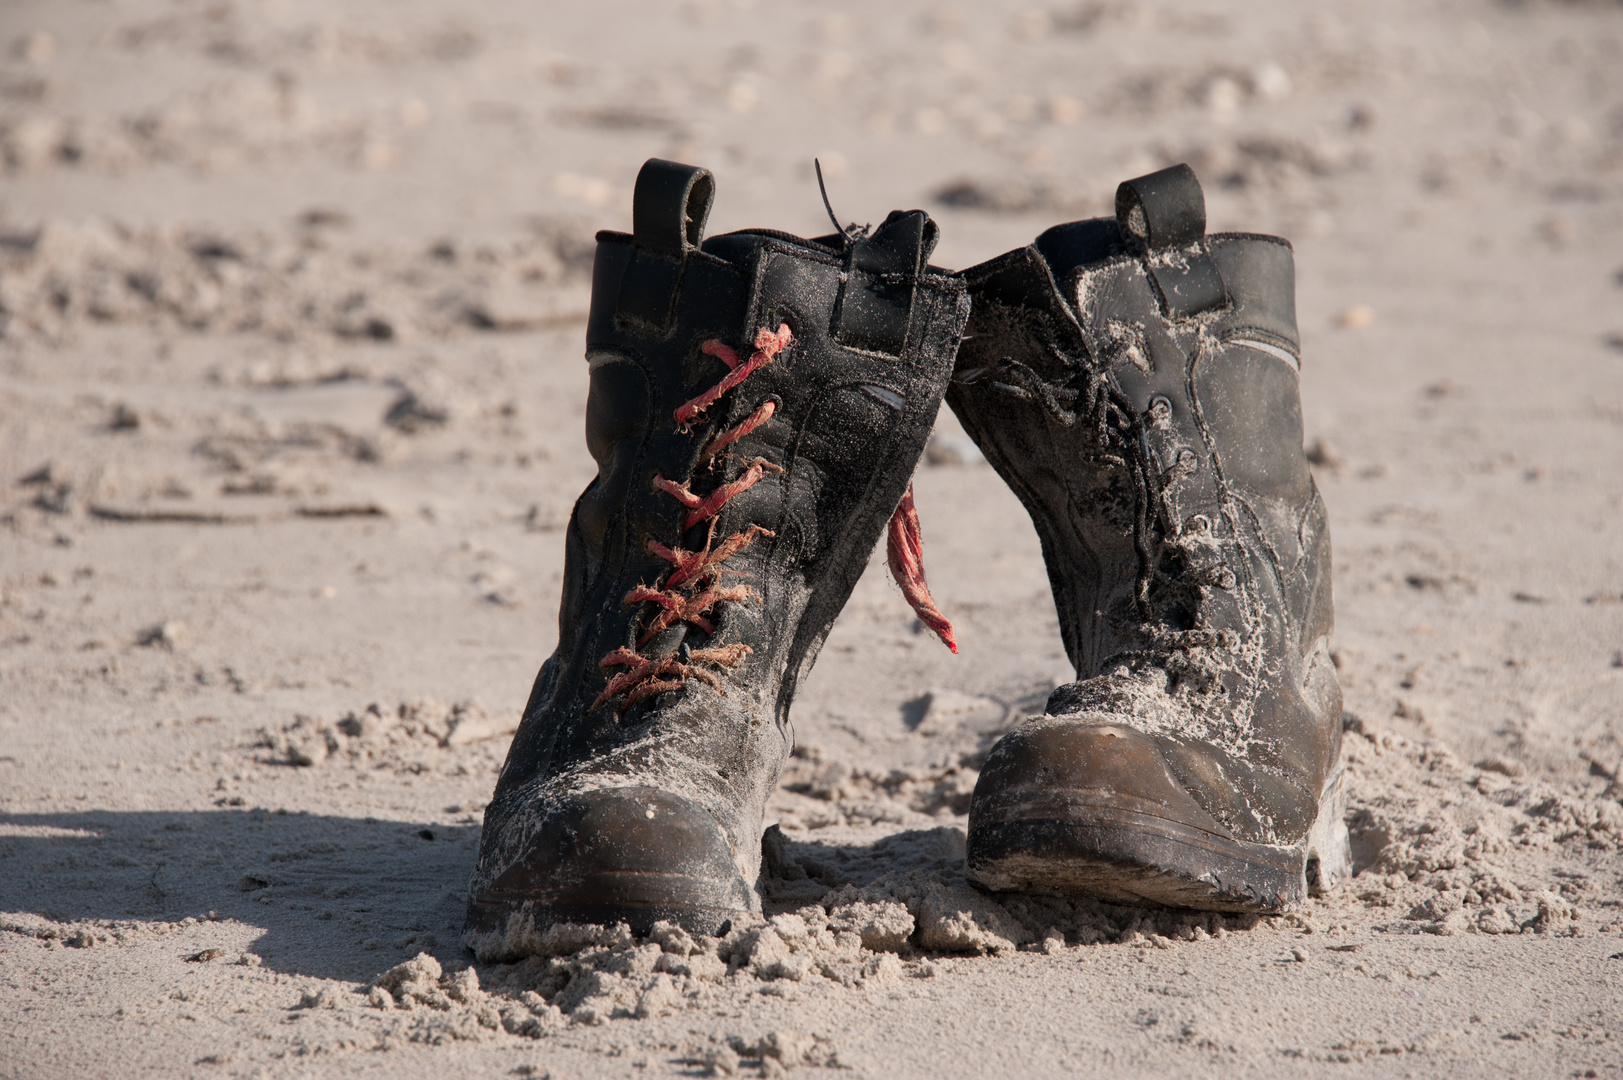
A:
1185;514;1212;534
1147;395;1173;423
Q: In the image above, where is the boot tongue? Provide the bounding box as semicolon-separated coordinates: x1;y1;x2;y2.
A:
832;211;932;356
642;624;689;665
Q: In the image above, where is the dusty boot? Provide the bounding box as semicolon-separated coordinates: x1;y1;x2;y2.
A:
948;164;1349;912
464;159;967;960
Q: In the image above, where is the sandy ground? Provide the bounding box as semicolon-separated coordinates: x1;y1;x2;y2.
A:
2;0;1622;1076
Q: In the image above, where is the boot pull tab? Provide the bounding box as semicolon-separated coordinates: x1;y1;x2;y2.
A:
632;158;714;255
617;158;715;332
832;209;935;356
1115;163;1229;319
1115;163;1205;250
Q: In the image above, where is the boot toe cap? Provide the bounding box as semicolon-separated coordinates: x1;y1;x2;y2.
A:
969;717;1235;845
966;717;1305;911
465;786;755;958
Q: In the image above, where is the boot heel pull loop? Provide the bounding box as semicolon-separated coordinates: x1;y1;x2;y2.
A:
1115;163;1206;251
1116;163;1229;319
618;159;715;331
632;158;715;255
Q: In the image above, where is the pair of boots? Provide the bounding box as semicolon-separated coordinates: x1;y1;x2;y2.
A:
464;158;1350;962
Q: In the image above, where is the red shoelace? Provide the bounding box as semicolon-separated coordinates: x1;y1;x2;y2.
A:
592;323;956;714
887;484;957;654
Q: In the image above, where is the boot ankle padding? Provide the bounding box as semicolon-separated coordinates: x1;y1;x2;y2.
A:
1193;327;1312;503
1207;235;1299;358
1018;184;1301;362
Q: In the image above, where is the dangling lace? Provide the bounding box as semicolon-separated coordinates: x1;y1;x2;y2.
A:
886;485;957;653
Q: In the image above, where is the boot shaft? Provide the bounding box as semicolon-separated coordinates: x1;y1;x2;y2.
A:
949;164;1339;810
499;160;969;800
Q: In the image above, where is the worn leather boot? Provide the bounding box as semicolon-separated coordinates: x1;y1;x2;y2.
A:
949;164;1349;912
464;159;968;959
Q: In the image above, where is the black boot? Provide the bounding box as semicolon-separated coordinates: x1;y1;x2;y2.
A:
949;164;1349;912
464;159;968;960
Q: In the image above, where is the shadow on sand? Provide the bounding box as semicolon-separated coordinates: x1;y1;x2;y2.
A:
1;809;987;980
0;808;479;981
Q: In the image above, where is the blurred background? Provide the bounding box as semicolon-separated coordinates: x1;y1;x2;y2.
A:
5;0;1620;768
3;0;1622;794
3;0;1619;255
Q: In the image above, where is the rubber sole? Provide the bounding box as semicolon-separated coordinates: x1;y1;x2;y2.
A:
966;765;1351;912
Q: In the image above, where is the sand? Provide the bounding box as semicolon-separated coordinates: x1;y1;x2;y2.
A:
2;0;1622;1076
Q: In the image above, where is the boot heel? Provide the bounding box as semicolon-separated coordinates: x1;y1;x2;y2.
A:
1304;764;1351;896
